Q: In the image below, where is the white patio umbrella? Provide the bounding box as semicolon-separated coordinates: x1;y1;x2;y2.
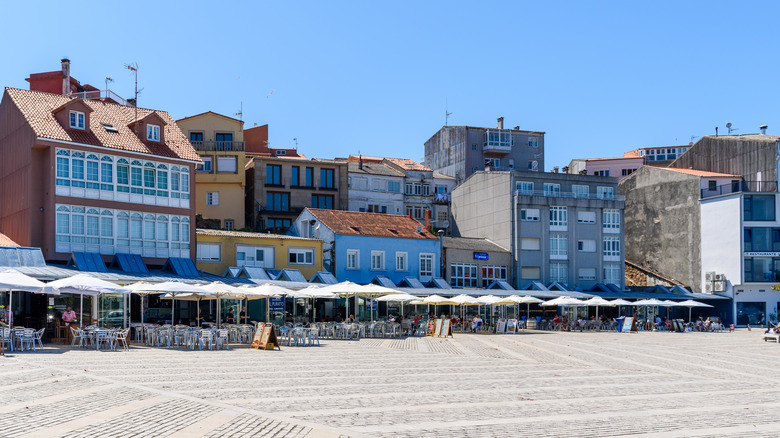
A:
541;296;584;307
202;281;252;327
126;281;159;325
678;299;714;323
134;281;211;326
318;281;402;321
375;293;418;318
359;284;403;321
583;296;616;321
48;274;130;326
0;270;58;339
287;286;337;323
634;298;674;323
609;298;633;317
507;295;543;321
240;283;293;323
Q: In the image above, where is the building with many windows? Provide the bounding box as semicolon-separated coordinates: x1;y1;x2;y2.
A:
383;157;434;223
289;208;441;284
567;156;645;180
0;87;200;265
195;228;322;278
451;170;625;289
246;156;348;234
424;117;545;183
442;236;510;288
176;111;245;230
345;157;405;214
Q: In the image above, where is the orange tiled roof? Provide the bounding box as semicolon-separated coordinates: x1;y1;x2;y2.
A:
307;209;439;240
383;157;432;172
651;167;741;178
4;87;200;162
0;232;20;247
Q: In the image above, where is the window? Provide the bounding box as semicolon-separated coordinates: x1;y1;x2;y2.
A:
603;237;621;260
481;265;507;287
267;218;291;230
451;263;478;288
572;185;589;198
206;192;220;206
622;168;636;176
528;137;538;148
196;243;221;262
597;186;615;199
486;158;500;169
544;183;560;197
549;206;567;229
143;164;155;195
100;159;113;191
743;228;780;252
266;192;290;211
199;157;213;172
69;111;85;129
146;124;160;142
396;252;408;271
603;209;621;231
289;248;314;265
435;184;448;194
521;237;540;250
593;170;610;176
577;211;596;224
371;250;385;270
604;264;622;286
437;211;447;221
320;168;335;188
550;234;567;259
550;262;568;283
388;181;401;193
346;249;359;270
56;151;70;185
217;157;237;173
520;208;540;221
305;167;314;187
419;253;434;280
312;194;334;209
521;267;541;280
236;245;274;268
215;132;233;150
224;220;234;231
189;132;204;143
472;144;477;151
516;181;533;194
406;205;424;220
578;268;596;281
367;204;387;213
156;165;168;197
291;166;300;186
71;154;84;187
744;195;776;221
85;156;99;189
577;240;596;252
266;164;282;185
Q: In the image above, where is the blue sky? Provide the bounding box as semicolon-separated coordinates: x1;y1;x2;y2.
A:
2;1;778;169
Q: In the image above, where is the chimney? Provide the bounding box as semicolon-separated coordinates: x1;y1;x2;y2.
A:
359;154;363;170
760;125;768;135
513;125;519;130
61;58;70;95
484;160;492;172
552;166;559;173
497;117;504;129
425;209;432;231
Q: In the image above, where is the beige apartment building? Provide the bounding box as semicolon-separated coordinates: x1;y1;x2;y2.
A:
176;111;246;230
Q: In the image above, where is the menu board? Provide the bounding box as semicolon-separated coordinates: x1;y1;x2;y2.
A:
496;318;507;334
252;322;280;350
621;317;636;333
440;318;452;338
427;319;436;336
506;319;517;333
434;318;444;336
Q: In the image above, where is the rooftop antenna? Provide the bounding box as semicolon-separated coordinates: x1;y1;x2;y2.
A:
104;76;113;100
235;101;243;123
124;62;139;133
726;121;738;135
445;99;453;126
293;138;298;149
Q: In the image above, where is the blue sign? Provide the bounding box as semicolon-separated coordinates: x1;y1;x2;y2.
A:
269;296;285;311
473;252;489;260
365;299;377;311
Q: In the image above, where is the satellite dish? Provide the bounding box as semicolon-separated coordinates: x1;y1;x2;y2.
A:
415;225;423;233
532;160;539;171
726;122;732;129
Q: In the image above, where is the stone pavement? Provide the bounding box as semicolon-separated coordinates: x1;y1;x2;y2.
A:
1;329;780;437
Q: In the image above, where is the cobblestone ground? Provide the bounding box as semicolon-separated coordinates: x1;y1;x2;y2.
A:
1;329;779;437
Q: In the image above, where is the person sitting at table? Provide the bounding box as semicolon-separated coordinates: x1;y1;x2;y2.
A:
388;314;396;322
63;306;77;324
335;314;343;323
226;308;235;324
347;314;355;323
471;315;483;331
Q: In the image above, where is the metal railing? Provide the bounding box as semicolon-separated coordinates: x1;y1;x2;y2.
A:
68;90;126;105
515;189;625;201
190;140;245;152
701;180;777;199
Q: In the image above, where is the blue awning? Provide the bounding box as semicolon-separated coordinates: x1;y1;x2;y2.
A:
427;278;452;289
162;258;200;277
110;253;148;273
371;276;397;288
309;271;338;284
69;252;108;272
399;277;425;288
277;269;307;283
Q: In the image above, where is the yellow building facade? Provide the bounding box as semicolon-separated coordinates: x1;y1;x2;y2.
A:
176;111;246;230
195;229;323;279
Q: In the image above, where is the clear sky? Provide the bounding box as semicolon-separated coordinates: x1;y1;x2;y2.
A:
2;1;778;170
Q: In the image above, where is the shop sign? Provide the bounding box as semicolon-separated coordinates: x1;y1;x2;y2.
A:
473;252;489;260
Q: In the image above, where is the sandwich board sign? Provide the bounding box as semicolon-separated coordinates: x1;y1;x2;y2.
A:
252;322;280;350
439;318;453;338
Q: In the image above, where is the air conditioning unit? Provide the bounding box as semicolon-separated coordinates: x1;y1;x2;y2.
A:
705;272;715;281
713;280;726;292
705;283;712;293
714;274;725;281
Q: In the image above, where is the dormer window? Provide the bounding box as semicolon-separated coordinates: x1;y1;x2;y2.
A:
69;111;85;129
147;124;161;142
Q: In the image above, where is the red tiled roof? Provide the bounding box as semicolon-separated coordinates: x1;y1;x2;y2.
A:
383;157;432;172
0;233;20;247
651;167;741;178
4;87;200;162
307;209;439;240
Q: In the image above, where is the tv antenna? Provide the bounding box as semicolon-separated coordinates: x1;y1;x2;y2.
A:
445;99;452;126
235;101;243;122
104;76;113;99
726;121;738;135
124;62;139;133
293;138;298;148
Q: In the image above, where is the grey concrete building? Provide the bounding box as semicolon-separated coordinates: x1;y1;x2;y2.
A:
424;117;545;183
245;156;348;234
442;236;511;288
668;135;778;183
451;170;625;289
345;158;405;215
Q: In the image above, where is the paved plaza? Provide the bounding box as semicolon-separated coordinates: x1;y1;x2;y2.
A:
1;329;779;437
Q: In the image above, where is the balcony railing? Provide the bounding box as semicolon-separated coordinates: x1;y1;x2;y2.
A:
68;90;126;105
515;189;625;201
190;140;245;152
701;180;777;199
